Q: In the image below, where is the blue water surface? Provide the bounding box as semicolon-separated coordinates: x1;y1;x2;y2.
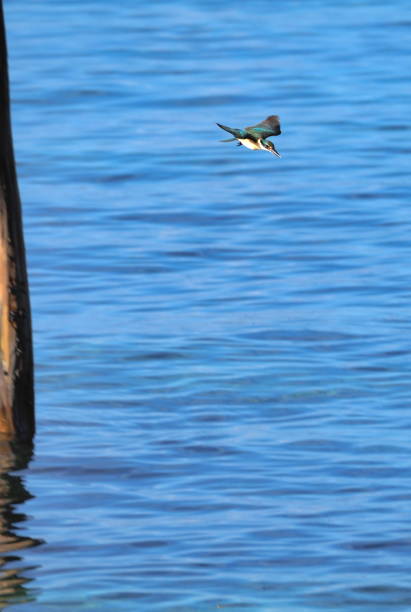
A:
2;0;411;609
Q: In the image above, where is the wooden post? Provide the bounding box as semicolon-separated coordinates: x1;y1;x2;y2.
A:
0;1;34;441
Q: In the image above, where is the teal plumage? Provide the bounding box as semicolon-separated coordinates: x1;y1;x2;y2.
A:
217;115;282;157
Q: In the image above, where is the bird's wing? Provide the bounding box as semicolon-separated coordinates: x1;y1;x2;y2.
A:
216;123;245;138
245;115;281;138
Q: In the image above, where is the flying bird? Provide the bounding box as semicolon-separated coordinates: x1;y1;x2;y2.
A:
217;115;281;157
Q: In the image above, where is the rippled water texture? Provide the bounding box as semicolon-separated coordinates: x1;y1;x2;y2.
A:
3;0;411;609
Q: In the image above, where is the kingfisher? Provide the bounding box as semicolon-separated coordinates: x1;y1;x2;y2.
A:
217;115;281;157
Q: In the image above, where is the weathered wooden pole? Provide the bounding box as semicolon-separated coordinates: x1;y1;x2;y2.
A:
0;1;34;441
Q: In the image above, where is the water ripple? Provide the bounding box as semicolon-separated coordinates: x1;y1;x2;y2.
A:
5;0;411;609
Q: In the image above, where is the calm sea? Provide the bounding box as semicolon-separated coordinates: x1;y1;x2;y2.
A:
2;0;411;609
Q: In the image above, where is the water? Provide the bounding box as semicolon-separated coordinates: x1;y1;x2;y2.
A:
2;0;411;609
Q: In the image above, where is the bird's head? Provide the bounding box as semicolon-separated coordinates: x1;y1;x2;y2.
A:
258;139;281;157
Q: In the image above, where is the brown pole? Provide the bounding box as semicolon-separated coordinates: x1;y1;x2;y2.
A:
0;1;34;441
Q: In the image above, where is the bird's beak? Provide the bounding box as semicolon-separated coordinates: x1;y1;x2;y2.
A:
272;148;281;158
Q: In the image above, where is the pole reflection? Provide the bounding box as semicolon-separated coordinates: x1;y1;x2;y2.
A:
0;438;42;606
